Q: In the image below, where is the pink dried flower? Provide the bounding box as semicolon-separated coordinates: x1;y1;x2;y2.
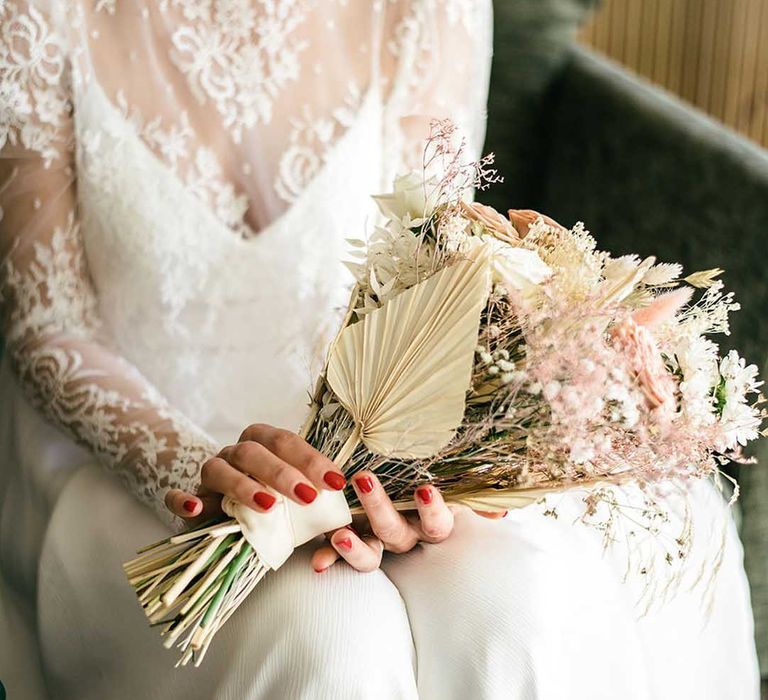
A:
612;318;677;410
631;287;693;328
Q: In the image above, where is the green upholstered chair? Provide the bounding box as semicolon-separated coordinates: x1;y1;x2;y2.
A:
484;0;768;674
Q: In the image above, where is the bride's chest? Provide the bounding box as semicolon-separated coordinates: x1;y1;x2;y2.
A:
66;0;386;238
72;75;383;331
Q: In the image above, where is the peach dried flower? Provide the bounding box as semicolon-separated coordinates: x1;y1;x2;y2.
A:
612;318;677;411
507;209;564;238
460;201;517;242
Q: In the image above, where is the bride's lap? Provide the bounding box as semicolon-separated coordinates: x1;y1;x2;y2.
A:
382;505;653;699
38;465;417;700
37;466;758;700
382;484;758;699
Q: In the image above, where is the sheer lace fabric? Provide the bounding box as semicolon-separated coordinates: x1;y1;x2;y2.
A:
0;0;492;516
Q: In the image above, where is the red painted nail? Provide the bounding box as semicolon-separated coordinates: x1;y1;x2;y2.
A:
336;537;353;551
416;486;433;505
323;471;346;490
355;475;374;494
183;499;197;513
313;566;327;574
294;483;318;504
253;491;277;510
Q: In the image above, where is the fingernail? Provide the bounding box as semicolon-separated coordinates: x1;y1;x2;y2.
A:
336;536;352;552
416;486;433;505
355;475;374;494
253;491;277;510
294;483;318;504
323;471;346;490
501;510;508;517
183;499;197;513
313;566;327;574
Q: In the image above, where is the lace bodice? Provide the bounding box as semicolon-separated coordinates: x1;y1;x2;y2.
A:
0;0;492;518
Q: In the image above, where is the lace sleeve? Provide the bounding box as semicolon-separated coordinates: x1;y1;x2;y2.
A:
381;0;494;176
0;1;218;520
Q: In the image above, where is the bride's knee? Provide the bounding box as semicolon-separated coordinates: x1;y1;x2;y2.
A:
229;548;416;696
388;512;568;647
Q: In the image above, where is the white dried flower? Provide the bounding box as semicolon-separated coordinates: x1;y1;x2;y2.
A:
718;400;762;449
643;263;683;287
719;350;762;401
372;172;439;225
674;335;720;428
543;380;561;401
481;237;551;294
569;438;595;464
438;212;472;253
603;255;641;282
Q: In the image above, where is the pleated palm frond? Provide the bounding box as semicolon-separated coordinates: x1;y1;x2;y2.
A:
327;254;491;458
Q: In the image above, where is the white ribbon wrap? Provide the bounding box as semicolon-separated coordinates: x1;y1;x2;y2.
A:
222;490;352;570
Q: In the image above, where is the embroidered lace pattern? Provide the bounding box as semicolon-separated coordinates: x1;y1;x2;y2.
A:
0;0;491;516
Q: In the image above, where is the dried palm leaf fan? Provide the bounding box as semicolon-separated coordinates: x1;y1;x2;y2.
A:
124;252;493;666
327;251;491;457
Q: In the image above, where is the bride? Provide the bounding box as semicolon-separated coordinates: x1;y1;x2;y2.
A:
0;1;760;698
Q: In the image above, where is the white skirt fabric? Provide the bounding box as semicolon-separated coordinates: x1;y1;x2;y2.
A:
4;457;757;700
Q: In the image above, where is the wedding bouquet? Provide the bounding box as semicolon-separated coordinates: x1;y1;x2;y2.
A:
124;121;765;666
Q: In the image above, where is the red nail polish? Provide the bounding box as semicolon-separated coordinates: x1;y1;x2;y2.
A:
313;566;327;574
416;486;433;505
323;471;346;490
253;491;276;510
183;499;197;513
355;475;374;494
336;537;352;551
294;483;318;504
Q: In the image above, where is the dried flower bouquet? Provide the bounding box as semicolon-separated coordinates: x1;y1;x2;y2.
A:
124;121;765;666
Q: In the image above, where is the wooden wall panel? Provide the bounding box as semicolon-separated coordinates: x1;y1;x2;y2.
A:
580;0;768;148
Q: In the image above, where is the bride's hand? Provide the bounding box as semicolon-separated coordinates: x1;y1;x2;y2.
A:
309;472;506;574
164;423;349;526
164;423;505;570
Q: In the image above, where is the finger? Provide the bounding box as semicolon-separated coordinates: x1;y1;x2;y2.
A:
475;510;508;520
219;442;319;506
330;527;384;573
200;456;279;512
310;544;340;574
412;485;454;543
164;489;203;518
352;471;417;554
164;489;224;529
240;424;346;492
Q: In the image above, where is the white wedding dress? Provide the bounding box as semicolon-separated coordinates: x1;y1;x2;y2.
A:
0;2;760;699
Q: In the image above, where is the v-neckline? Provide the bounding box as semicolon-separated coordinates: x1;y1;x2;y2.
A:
82;79;381;244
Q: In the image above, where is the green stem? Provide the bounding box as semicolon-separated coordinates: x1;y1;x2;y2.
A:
200;543;253;629
203;534;238;568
